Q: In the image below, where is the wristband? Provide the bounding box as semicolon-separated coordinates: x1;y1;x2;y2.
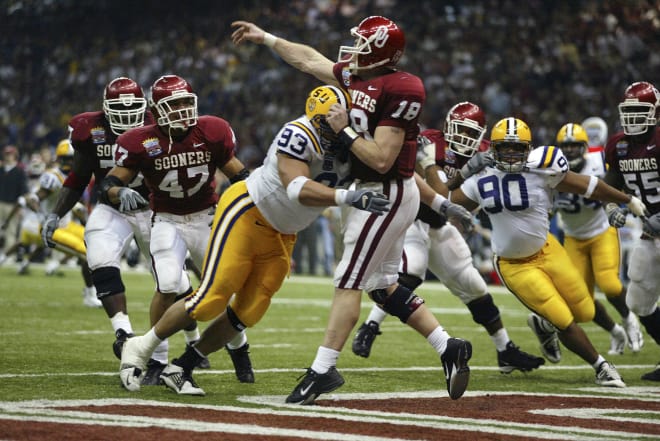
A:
286;176;310;203
263;32;277;48
582;175;598;198
430;194;447;213
338;126;359;147
334;189;349;206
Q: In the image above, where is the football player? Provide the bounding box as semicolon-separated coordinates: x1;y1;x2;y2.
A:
352;102;545;374
602;81;660;381
118;85;389;395
22;140;100;306
553;123;643;355
102;74;254;385
450;117;647;388
42;78;154;356
232;16;475;404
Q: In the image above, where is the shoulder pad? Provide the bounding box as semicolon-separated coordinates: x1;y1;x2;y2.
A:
526;145;568;174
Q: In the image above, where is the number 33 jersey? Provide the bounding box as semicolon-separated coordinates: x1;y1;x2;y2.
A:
246;115;351;234
461;145;568;259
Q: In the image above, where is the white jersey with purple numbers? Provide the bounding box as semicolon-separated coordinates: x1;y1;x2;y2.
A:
555;151;609;240
246;115;351;234
461;145;568;259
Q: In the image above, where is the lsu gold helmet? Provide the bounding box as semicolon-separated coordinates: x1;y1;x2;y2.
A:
556;123;588;171
55;139;74;173
305;85;351;152
490;117;532;173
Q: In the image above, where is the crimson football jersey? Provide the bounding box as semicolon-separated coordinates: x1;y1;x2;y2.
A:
333;62;425;181
115;115;236;215
65;110;154;198
605;127;660;215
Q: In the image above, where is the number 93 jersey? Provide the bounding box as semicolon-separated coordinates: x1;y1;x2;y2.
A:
246;115;351;234
461;145;568;259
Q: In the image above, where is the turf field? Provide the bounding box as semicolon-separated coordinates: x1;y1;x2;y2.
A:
0;264;658;440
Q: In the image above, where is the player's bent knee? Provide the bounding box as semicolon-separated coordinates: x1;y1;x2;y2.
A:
467;294;500;326
226;305;248;331
369;285;425;323
397;273;423;291
92;267;125;298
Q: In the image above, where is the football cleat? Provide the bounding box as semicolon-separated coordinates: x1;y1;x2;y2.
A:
527;313;561;363
607;324;628;355
441;337;472;400
285;367;345;405
351;321;382;358
226;344;255;383
160;364;205;396
141;359;167;386
119;336;150;392
187;342;211;369
623;313;644;353
641;363;660;381
112;329;134;360
595;361;626;388
497;341;545;373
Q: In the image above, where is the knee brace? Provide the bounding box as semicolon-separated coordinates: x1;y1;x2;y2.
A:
226;305;247;332
397;272;423;291
369;285;425;324
466;294;500;327
91;266;125;298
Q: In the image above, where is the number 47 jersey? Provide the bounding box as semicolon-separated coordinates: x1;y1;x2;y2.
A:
461;145;568;259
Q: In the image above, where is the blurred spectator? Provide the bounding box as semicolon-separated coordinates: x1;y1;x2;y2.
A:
0;145;29;262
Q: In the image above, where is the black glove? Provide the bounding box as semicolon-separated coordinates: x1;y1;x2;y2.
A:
438;200;473;232
604;203;628;228
345;190;391;215
118;188;148;212
459;152;494;179
42;213;59;248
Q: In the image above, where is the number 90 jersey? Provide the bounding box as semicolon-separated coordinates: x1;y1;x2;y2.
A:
246;116;351;234
461;145;568;259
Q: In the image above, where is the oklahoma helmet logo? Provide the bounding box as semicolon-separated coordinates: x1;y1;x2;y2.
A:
373;26;390;48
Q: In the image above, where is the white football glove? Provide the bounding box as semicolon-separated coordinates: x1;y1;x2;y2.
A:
416;135;436;170
627;196;648;217
42;213;59;248
118;188;148;212
459;152;494;179
604;203;628;228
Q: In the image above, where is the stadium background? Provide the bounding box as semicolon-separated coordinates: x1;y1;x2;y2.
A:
2;0;658;168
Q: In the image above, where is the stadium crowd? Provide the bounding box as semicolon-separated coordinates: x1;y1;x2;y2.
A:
2;0;659;166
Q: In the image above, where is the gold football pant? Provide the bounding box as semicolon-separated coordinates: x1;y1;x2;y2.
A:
184;181;296;327
50;222;87;259
495;234;594;330
563;227;623;298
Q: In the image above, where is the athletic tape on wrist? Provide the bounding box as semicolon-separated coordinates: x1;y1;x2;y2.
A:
334;189;348;206
430;194;446;213
263;32;277;48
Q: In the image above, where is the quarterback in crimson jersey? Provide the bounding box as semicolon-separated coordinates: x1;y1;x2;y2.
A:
232;15;474;404
603;81;660;382
103;75;255;385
